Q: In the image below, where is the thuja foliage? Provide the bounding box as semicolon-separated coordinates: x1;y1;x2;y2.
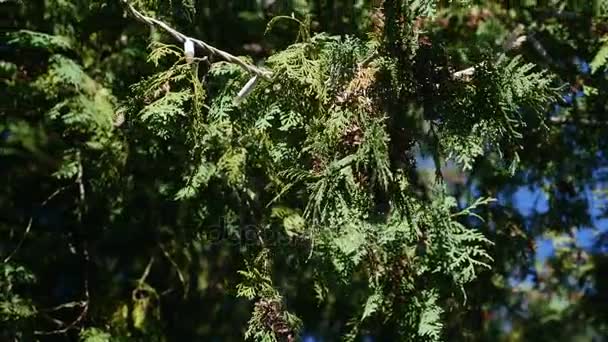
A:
2;0;588;341
112;3;558;339
127;2;552;341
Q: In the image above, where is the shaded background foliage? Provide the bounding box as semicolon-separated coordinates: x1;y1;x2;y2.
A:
1;0;608;341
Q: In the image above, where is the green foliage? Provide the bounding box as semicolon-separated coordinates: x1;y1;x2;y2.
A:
80;328;112;342
0;264;36;323
415;290;443;340
114;16;516;338
591;38;608;73
8;30;72;52
3;0;608;341
440;55;558;172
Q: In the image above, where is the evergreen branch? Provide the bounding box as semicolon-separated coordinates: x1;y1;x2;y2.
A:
122;0;272;81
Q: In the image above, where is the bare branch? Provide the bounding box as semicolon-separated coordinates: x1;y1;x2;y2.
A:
34;300;89;336
122;0;272;81
235;75;260;104
452;64;479;82
3;187;68;263
526;33;559;67
452;29;560;82
138;256;155;286
76;152;85;206
503;35;528;51
453;25;530;81
34;156;91;336
534;9;582;21
159;244;188;298
41;301;87;312
34;248;90;336
550;116;608;126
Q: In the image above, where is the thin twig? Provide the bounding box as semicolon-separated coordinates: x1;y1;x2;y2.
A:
452;29;561;81
306;224;319;263
3;187;67;263
234;75;260;104
34;156;91;336
526;32;560;67
40;312;67;327
3;218;32;263
533;9;581;21
453;24;528;81
452;36;526;81
76;151;86;216
34;246;90;336
508;35;530;52
138;256;155;286
122;0;272;81
41;301;87;312
550;116;608;126
34;296;89;335
159;244;188;298
452;64;478;81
